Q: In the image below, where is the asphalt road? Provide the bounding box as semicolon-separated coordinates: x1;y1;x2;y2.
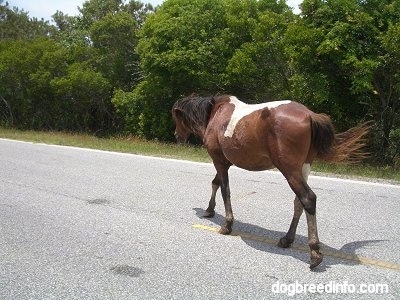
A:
0;138;399;299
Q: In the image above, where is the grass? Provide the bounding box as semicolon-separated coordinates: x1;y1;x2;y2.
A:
311;162;400;183
0;127;211;162
1;127;398;183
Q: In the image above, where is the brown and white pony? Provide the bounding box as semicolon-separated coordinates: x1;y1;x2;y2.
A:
172;94;369;269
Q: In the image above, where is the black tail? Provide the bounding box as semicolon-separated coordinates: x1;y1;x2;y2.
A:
311;114;370;163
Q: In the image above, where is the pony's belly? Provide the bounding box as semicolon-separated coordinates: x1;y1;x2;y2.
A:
224;149;274;171
234;161;274;171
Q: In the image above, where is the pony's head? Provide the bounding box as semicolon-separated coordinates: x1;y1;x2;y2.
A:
171;95;214;143
171;107;191;143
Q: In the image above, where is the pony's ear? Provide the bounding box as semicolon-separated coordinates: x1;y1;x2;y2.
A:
173;108;184;119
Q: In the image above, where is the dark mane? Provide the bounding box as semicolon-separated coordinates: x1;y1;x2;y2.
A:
172;95;214;136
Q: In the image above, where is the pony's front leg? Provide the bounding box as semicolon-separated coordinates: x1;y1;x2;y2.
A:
203;174;219;218
219;170;234;235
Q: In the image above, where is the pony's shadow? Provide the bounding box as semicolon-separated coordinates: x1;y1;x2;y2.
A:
193;208;387;272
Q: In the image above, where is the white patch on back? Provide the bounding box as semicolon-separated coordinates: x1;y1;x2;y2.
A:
302;163;311;182
223;96;291;137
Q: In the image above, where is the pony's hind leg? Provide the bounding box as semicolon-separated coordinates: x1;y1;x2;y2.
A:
203;174;219;218
283;164;323;269
278;196;303;248
305;210;323;269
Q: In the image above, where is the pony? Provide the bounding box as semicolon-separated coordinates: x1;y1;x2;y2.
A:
171;94;369;269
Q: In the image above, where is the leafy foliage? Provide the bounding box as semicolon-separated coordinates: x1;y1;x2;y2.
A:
289;0;400;163
0;0;152;134
0;0;399;165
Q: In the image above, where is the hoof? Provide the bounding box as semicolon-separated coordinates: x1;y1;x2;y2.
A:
218;226;232;235
203;210;215;218
309;252;323;270
278;237;293;248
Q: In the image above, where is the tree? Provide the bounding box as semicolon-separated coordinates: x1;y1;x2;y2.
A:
0;38;61;128
0;0;154;134
0;37;113;131
90;11;139;90
129;0;232;139
226;9;295;101
0;0;55;40
52;11;89;47
138;0;231;93
285;0;400;163
377;21;400;163
129;0;293;140
50;62;112;131
78;0;125;29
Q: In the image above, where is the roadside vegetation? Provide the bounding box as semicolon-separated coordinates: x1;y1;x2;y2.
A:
0;0;399;178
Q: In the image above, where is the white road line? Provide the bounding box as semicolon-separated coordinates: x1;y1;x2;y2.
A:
2;138;399;189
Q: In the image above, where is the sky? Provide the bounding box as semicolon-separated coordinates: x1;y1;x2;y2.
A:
8;0;164;21
8;0;301;22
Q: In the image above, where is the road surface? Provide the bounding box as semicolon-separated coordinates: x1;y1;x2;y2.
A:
1;138;399;299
